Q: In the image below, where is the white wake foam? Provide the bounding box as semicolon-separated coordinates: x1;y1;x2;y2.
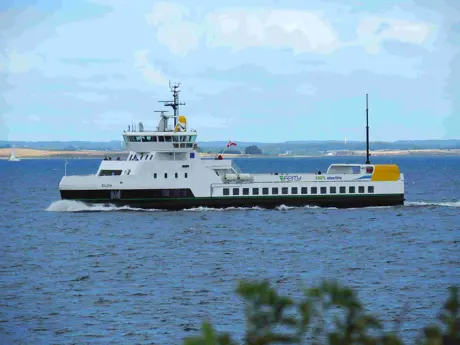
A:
45;200;161;212
405;201;460;208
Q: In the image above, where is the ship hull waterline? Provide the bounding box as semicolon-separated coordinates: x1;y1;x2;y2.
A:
60;193;404;210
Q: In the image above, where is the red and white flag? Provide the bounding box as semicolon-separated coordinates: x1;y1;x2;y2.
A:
227;141;237;147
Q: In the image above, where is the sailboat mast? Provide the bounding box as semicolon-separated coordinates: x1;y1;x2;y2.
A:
365;93;370;165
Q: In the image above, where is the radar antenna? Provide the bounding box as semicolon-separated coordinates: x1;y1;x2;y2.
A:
158;81;186;127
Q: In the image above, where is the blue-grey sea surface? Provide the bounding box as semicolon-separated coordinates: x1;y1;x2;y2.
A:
0;156;459;344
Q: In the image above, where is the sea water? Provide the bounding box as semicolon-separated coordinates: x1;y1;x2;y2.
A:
0;156;459;344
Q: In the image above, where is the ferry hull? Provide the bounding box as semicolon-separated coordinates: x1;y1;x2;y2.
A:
60;191;404;210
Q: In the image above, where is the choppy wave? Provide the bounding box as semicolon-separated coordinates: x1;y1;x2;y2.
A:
405;201;460;208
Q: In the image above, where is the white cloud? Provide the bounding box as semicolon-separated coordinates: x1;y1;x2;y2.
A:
0;50;44;74
133;49;169;86
356;17;434;54
206;9;339;54
28;115;41;122
145;5;339;56
65;92;108;102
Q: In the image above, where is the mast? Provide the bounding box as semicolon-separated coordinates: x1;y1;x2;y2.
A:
365;93;370;165
159;81;185;127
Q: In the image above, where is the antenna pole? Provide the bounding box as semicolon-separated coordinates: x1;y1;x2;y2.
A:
365;93;370;164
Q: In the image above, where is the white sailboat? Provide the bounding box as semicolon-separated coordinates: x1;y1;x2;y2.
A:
8;149;20;162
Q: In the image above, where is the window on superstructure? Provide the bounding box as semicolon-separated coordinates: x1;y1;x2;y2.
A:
159;136;165;142
164;173;168;178
321;187;327;194
173;136;179;142
165;136;172;142
282;187;288;195
154;173;157;178
301;187;308;194
349;186;355;193
175;173;178;178
186;143;193;148
359;186;365;193
368;186;374;193
152;136;157;142
292;187;298;194
185;173;188;178
311;187;317;194
330;187;336;194
253;188;259;195
190;135;197;142
340;186;346;193
233;188;239;196
272;187;279;195
263;188;269;195
180;143;186;148
180;136;186;142
173;144;179;148
223;188;229;196
243;188;249;195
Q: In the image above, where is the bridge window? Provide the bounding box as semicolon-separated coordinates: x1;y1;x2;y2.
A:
152;136;157;142
368;186;374;193
311;187;317;194
159;136;165;142
282;187;288;195
223;188;229;196
330;187;336;194
173;136;179;142
272;187;278;195
233;188;239;196
339;186;346;193
359;186;365;193
243;188;249;195
301;187;308;194
165;136;172;142
253;188;259;195
292;187;298;194
263;188;269;195
98;170;122;176
321;187;327;194
349;186;355;193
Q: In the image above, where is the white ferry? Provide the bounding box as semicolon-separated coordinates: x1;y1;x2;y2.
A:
59;83;404;209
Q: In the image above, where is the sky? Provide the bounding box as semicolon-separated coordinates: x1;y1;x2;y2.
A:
0;0;459;142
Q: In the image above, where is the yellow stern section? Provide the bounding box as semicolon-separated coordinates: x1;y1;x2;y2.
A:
371;164;401;181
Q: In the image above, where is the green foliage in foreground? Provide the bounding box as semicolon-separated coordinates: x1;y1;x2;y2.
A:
183;281;459;345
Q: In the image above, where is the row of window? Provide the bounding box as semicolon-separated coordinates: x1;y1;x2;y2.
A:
153;172;188;179
223;185;375;196
125;135;197;143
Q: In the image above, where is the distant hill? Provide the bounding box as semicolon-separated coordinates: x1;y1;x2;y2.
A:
1;139;459;155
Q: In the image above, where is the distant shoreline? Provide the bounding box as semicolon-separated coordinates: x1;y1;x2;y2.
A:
1;148;460;159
